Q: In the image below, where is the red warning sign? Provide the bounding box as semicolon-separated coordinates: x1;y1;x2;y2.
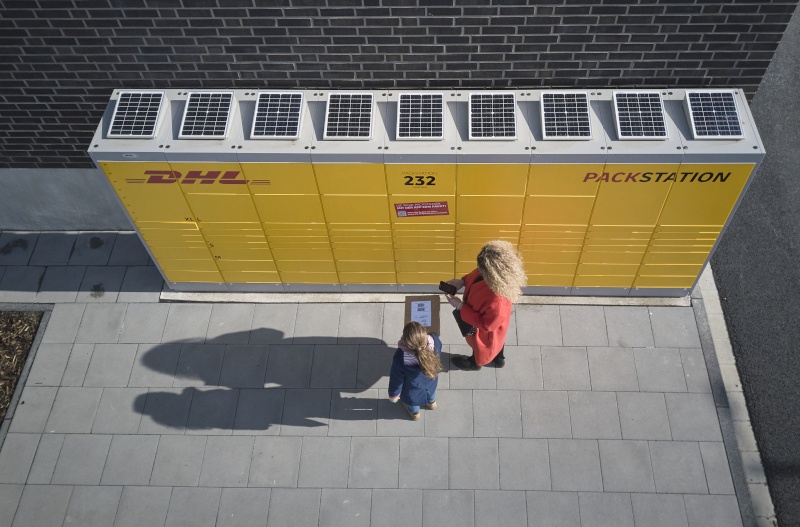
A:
394;201;450;217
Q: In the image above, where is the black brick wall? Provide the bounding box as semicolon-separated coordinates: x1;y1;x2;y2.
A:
1;0;797;168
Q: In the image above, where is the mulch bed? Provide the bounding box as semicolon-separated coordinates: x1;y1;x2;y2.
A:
0;311;42;422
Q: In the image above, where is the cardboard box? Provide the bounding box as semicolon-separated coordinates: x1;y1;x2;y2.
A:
404;295;441;335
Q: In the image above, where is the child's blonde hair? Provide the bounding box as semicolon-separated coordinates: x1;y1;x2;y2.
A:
402;321;443;380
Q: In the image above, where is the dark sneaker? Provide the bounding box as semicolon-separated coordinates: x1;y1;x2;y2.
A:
492;355;505;368
451;355;481;371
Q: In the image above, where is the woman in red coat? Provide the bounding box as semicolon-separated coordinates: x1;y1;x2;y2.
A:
445;240;527;370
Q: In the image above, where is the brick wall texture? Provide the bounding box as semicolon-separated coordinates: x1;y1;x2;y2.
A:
1;0;797;168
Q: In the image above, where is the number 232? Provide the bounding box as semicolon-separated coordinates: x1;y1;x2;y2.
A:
404;176;436;186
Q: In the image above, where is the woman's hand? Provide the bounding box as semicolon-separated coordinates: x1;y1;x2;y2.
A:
445;294;462;309
447;278;465;291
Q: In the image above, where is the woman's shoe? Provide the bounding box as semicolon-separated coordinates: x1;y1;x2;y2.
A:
426;401;437;410
451;355;481;371
492;355;505;368
402;402;420;421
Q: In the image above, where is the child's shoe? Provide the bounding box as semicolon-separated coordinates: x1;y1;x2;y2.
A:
426;401;437;410
402;402;420;421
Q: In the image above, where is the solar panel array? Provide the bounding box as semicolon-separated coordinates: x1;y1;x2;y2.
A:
469;92;517;140
541;92;592;140
613;92;668;140
108;91;165;138
685;91;744;139
324;93;374;139
179;92;235;139
397;93;444;140
251;92;304;139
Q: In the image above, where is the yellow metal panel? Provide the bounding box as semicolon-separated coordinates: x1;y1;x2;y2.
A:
580;250;645;265
332;247;395;261
221;271;281;283
239;163;319;194
280;272;339;284
266;238;331;249
523;196;595;225
183;194;261;223
135;221;200;232
263;225;329;237
385;164;456;195
163;269;223;283
524;262;578;275
577;263;639;276
457;164;528;195
394;248;455;262
573;275;635;288
336;261;396;273
150;246;214;260
321;195;390;224
457;196;524;225
393;239;455;250
587;225;653;236
638;263;704;277
393;223;455;234
655;225;721;234
396;261;454;273
314;164;387;194
330;235;394;245
159;258;220;272
271;247;334;261
633;276;696;288
589;164;676;225
275;260;337;273
653;232;718;241
205;239;269;250
167;162;250;194
198;222;263;235
526;274;575;287
397;272;451;284
457;224;520;237
520;250;581;264
211;247;274;261
252;194;327;224
522;225;587;234
650;240;714;251
216;259;278;272
528;164;602;196
642;252;709;265
328;225;392;235
337;272;397;284
105;168;195;222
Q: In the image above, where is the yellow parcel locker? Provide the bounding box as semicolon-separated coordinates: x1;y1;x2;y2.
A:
457;195;525;225
588;164;676;226
321;195;391;224
100;162;194;222
457;164;528;196
527;164;602;197
167;162;250;193
389;196;455;225
385;164;456;195
182;193;261;223
252;194;327;225
314;164;387;195
239;163;319;194
523;196;596;226
221;271;280;283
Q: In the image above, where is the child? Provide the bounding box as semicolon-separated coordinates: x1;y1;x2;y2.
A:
388;321;443;421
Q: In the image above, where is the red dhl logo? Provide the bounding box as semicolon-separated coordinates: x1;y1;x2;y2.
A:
125;171;270;185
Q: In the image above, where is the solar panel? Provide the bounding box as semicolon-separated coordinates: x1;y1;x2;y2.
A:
179;91;235;139
108;91;166;138
251;91;304;139
323;92;374;140
612;91;668;140
684;90;745;139
541;91;592;140
396;92;444;140
469;92;517;140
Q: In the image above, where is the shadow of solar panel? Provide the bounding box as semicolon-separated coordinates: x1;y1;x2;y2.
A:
397;93;444;140
179;92;234;138
613;92;668;139
469;92;517;140
108;91;165;138
686;91;744;139
324;93;374;139
252;92;303;139
541;92;592;140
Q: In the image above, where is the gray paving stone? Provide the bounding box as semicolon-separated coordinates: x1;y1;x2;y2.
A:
36;265;86;302
649;307;702;348
521;390;572;439
449;343;497;389
136;387;193;434
249;436;301;487
150;435;207;486
250;303;298;344
598;440;655;492
422;489;474;527
0;433;40;484
233;388;284;434
267;488;320;527
649;441;708;494
526;491;581;527
75;303;127;344
0;265;44;302
310;344;359;388
63;485;122;527
91;387;147;434
349;437;399;488
51;434;112;485
216;488;271;527
338;303;384;344
377;398;426;437
173;343;225;387
587;347;639;392
199;436;254;487
549;439;603;491
475;490;528;527
0;232;38;265
560;306;608;346
128;342;180;387
329;389;378;436
83;343;138;387
9;386;57;433
381;302;405;345
631;493;689;527
26;343;71;386
0;485;23;527
569;391;621;440
578;492;635;527
604;306;655;348
498;438;550;490
319;488;371;527
206;303;254;343
11;484;72;527
665;393;723;441
68;232;116;265
449;437;500;489
27;433;64;484
684;494;743;527
165;487;221;527
542;347;591;390
27;233;76;267
506;310;519;345
280;388;331;435
495;345;543;390
186;387;239;434
61;344;93;386
118;303;169;344
45;386;103;433
41;303;86;343
162;304;213;343
516;305;562;345
617;392;672;441
0;266;5;283
297;436;351;488
699;442;735;494
634;348;687;392
371;489;422;527
293;303;340;344
117;265;164;303
424;389;473;437
437;301;464;346
75;265;126;303
399;437;448;489
356;344;394;389
114;486;171;527
264;344;313;388
473;390;523;437
108;232;150;266
101;435;159;485
680;348;712;393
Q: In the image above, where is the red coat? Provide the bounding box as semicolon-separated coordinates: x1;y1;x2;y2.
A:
459;268;512;366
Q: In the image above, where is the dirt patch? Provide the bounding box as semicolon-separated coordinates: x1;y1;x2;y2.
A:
0;311;42;421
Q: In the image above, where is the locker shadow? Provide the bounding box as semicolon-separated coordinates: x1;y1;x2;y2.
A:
133;328;453;432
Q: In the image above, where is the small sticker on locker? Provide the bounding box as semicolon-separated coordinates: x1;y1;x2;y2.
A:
395;201;450;217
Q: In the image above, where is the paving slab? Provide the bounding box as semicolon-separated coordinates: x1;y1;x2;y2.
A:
117;265;164;303
521;390;572;439
665;392;723;442
631;493;689;527
216;488;271;527
165;487;221;527
11;484;72;527
198;436;254;487
264;344;313;388
475;490;528;527
349;436;399;488
36;265;86;302
542;347;591;391
649;307;702;348
448;437;500;490
162;304;213;343
0;232;38;265
68;232;116;266
328;389;378;436
0;265;45;302
280;388;331;435
41;303;86;343
527;491;581;527
649;441;709;494
206;303;255;343
498;438;550;490
516;304;562;345
297;436;350;488
266;488;320;527
74;265;126;302
422;489;474;527
150;435;207;486
128;342;180;387
473;389;522;437
0;434;40;484
399;437;448;489
75;303;127;344
91;387;147;434
560;305;608;346
549;439;603;492
100;435;159;485
173;343;225;387
339;302;384;343
310;344;359;388
424;389;473;438
603;306;655;347
371;489;422;527
598;440;655;492
27;433;64;484
684;494;744;527
617;392;672;441
45;386;103;433
118;302;169;343
569;391;621;440
25;343;71;387
108;232;150;266
494;345;542;390
61;344;93;386
233;388;284;434
634;348;688;393
83;343;137;387
578;492;635;527
250;303;297;343
62;485;122;527
114;486;171;527
293;303;340;344
249;436;301;487
136;387;193;435
51;434;111;485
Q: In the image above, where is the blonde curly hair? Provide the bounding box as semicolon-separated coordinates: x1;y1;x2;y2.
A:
477;240;527;303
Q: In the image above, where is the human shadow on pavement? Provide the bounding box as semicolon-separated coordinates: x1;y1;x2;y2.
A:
133;327;453;432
